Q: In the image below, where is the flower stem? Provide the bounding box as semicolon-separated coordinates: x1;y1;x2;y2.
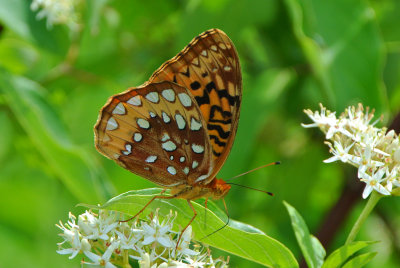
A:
345;191;383;244
122;249;132;268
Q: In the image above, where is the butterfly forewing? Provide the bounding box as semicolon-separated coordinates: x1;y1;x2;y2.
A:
149;29;242;179
95;81;214;187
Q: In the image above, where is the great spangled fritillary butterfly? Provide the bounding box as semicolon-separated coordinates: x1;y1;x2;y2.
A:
94;29;242;231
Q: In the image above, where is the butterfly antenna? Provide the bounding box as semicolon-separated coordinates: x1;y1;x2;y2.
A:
227;182;274;196
200;199;230;240
226;161;280;182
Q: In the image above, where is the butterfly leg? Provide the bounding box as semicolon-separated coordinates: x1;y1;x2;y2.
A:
119;189;168;223
176;200;197;250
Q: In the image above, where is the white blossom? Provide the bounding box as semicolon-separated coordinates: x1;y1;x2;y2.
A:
173;226;199;258
323;141;354;163
56;209;228;267
84;240;119;268
56;227;82;259
56;212;90;259
30;0;81;30
114;224;143;249
78;210;118;240
303;103;400;199
302;104;337;129
359;166;390;198
141;212;175;248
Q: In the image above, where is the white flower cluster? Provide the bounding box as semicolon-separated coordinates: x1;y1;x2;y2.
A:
30;0;81;30
303;103;400;199
56;209;228;268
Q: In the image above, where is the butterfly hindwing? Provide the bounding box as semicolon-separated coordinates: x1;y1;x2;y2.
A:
94;81;214;187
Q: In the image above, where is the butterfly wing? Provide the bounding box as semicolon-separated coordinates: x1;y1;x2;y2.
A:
94;81;214;187
149;29;242;181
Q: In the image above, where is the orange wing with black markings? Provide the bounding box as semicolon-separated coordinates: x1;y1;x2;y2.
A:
149;29;242;181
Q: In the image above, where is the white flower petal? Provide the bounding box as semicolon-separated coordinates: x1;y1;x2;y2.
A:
301;123;319;128
323;156;340;163
98;234;109;240
362;184;373;199
373;184;391;196
142;236;155;245
142;223;155;234
104;222;118;233
325;127;337;139
84;251;102;263
181;247;199;256
159;225;170;234
157;236;173;248
103;242;119;261
69;250;80;259
56;248;74;255
106;263;118;268
157;263;169;268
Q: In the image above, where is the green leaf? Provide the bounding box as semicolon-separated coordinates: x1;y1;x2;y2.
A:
322;241;377;268
284;0;386;112
342;252;377;268
82;189;299;268
0;71;112;203
0;111;13;163
284;201;325;268
310;235;326;266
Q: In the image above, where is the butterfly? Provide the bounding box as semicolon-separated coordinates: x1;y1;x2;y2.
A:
94;29;242;236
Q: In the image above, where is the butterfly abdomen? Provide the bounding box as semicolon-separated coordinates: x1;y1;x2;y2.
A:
169;177;231;200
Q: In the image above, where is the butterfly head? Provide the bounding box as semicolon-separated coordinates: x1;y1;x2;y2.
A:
209;178;231;199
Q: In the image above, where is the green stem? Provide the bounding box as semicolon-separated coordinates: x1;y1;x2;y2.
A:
122;249;132;268
345;191;383;244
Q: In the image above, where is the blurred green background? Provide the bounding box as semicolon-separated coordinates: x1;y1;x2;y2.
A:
1;0;400;267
